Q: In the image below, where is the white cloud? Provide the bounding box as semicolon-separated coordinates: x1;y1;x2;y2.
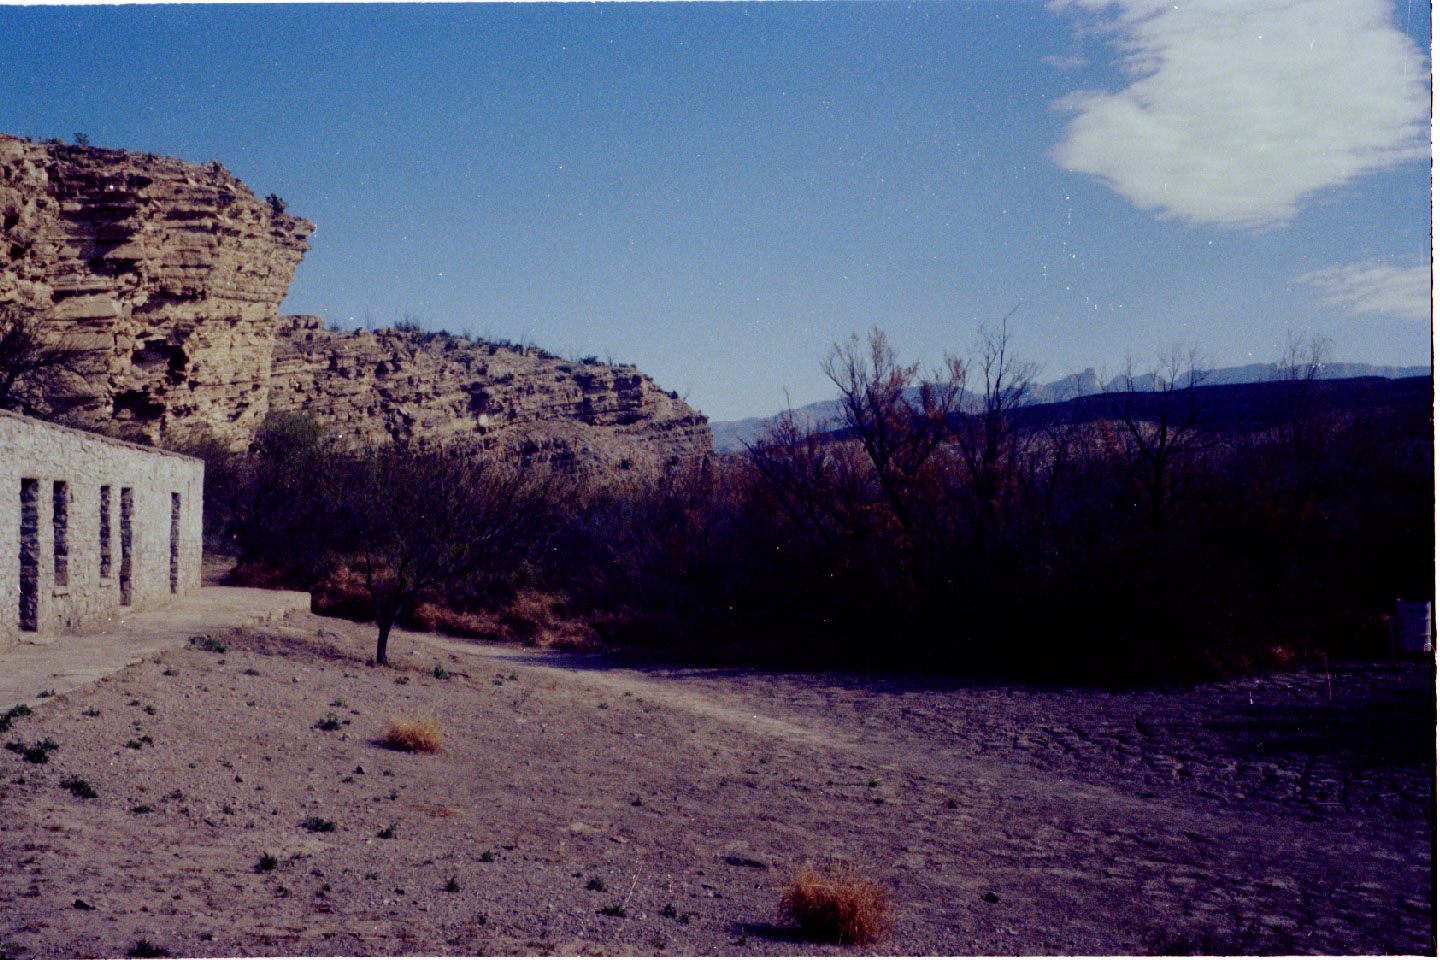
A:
1050;0;1430;228
1297;261;1432;321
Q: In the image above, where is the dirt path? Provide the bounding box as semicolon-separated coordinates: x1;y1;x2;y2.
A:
0;610;1432;956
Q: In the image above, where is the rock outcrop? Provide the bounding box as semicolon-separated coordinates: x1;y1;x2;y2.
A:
0;135;711;472
0;134;313;445
270;317;711;472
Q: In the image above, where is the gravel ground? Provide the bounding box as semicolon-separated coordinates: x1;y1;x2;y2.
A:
0;612;1432;956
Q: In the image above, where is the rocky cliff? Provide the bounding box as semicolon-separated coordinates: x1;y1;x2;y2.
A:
270;317;710;472
0;135;711;472
0;134;313;444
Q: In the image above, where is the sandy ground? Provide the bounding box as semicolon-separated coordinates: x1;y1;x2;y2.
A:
0;611;1432;957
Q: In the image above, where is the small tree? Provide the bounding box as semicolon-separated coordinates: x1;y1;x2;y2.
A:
0;304;88;418
348;446;559;665
821;328;965;575
1113;347;1210;535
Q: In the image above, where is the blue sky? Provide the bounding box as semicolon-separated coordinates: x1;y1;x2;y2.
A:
1;1;1430;421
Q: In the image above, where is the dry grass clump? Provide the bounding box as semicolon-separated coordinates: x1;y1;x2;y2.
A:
379;715;443;753
779;860;893;945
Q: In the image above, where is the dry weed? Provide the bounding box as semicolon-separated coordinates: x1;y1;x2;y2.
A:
379;715;443;753
779;860;893;945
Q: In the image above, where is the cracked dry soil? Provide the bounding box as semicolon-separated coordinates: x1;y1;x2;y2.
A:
0;613;1432;956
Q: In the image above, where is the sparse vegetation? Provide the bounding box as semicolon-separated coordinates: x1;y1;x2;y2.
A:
585;876;607;892
255;853;278;872
779;861;893;946
126;938;170;958
0;704;31;733
188;635;227;654
378;715;442;753
60;777;98;799
599;902;626;917
301;816;336;833
6;738;58;764
314;713;342;731
443;876;461;893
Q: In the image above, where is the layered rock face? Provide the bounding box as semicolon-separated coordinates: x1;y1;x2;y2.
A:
0;135;711;472
0;134;314;445
270;317;711;472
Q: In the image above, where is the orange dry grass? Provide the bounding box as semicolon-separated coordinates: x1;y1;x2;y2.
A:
379;715;443;754
779;861;893;945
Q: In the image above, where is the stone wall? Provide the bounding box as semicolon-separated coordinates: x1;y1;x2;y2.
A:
0;411;203;644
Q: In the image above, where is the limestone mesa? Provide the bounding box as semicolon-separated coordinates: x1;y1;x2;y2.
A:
0;134;712;473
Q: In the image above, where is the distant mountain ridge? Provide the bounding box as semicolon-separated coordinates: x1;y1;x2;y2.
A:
710;361;1431;452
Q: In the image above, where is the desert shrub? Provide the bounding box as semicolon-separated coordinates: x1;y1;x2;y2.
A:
379;715;442;753
6;738;58;763
60;776;97;799
779;861;893;946
301;816;336;833
255;853;278;872
126;939;170;958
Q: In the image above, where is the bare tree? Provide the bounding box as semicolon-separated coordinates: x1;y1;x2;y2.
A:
0;304;88;418
1274;332;1334;467
950;315;1037;540
348;446;561;665
1114;346;1210;534
822;328;965;549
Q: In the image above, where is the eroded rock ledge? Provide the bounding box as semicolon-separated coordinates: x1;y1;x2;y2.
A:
270;316;711;472
0;134;313;444
0;135;711;472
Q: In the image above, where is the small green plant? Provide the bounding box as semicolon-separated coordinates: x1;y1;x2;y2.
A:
82;707;101;717
660;903;678;918
61;777;97;799
188;635;227;653
0;704;30;734
599;903;626;917
364;871;379;881
243;667;261;676
586;876;607;892
265;193;288;215
479;849;495;863
377;824;397;839
444;876;461;893
6;738;58;763
255;853;278;872
127;938;169;958
330;698;347;708
432;664;451;680
131;804;152;814
222;804;235;815
36;690;54;699
598;702;609;710
167;789;184;800
161;667;177;677
125;739;144;750
314;714;342;731
394;676;410;686
301;816;336;833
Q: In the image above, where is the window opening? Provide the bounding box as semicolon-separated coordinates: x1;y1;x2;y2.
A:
119;487;133;606
19;479;38;631
52;481;68;588
169;492;180;594
100;485;112;578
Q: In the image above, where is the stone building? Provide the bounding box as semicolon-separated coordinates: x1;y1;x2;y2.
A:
0;411;203;644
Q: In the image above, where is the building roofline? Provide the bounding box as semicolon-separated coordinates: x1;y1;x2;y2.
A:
0;409;205;464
